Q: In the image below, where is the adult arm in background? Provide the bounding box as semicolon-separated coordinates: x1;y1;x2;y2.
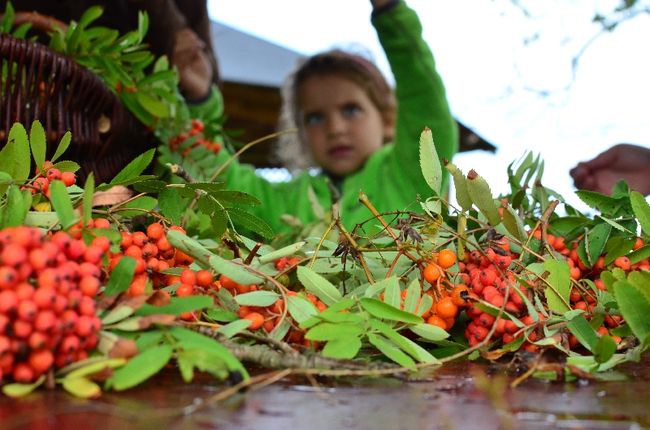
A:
570;144;650;196
132;0;219;101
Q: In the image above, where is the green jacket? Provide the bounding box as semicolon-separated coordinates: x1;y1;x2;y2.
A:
195;1;458;234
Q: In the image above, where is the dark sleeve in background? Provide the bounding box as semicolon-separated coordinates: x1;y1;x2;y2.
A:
2;0;220;86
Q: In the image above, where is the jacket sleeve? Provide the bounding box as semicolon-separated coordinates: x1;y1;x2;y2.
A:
371;1;458;192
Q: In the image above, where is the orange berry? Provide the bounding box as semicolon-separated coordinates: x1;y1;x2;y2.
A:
450;284;470;307
614;256;631;271
423;264;441;284
426;315;447;330
180;269;197;286
244;312;264;330
195;270;213;287
176;283;194;297
435;297;458;319
146;222;165;241
633;237;644;250
437;249;457;269
219;275;238;291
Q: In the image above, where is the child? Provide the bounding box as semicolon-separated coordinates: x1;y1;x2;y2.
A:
206;0;458;233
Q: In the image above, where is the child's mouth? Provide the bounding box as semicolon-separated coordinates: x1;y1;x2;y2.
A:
329;146;353;157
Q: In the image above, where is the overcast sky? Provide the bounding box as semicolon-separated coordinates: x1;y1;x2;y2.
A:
208;0;650;210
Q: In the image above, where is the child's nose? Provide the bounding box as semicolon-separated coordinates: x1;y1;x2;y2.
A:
326;114;346;136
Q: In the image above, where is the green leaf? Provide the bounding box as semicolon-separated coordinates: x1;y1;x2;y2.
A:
133;180;167;193
629;245;650;265
169;326;247;377
136;296;213;316
416;294;433;317
176;348;230;383
110;149;156;185
227;207;274;240
209;254;264;285
210;190;260;207
604;236;636;265
211;208;228;239
62;377;101;398
157;187;187;225
287;295;318;324
297;266;343;306
103;256;136;296
23;210;59;229
136;92;169;118
403;279;421;314
52;160;80;172
258;242;305;264
612;279;650;341
359;298;422;324
576;190;627;216
419;127;442;194
2;185;26;227
586;223;612;267
204;309;239;323
49;180;78;229
2;376;45;398
369;319;438;363
234;291;279;307
382;277;401;309
501;203;527;242
630;191;650;236
367;333;415;368
567;314;598;352
29;120;46;169
466;169;501;226
217;319;252;338
306;323;364;341
109;344;173;391
363;276;398;298
82;173;95;225
542;259;571;313
409;323;449;341
51;131;72;162
118;195;158;217
445;160;472;211
0;123;31;183
322;336;362;359
550;216;588;237
58;357;126;379
101;302;138;325
593;335;618;364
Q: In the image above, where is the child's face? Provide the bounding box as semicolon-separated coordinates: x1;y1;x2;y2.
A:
297;75;390;176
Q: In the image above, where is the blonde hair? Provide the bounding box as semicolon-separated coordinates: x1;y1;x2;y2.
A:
275;49;396;173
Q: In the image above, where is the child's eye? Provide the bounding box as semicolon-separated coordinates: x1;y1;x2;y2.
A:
304;112;324;126
342;104;362;117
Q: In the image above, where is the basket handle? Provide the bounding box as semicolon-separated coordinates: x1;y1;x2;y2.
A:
11;11;68;33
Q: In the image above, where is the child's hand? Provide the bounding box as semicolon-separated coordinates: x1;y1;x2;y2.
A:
172;28;213;101
370;0;396;10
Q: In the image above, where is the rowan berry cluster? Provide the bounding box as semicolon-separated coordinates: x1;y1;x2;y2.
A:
459;232;648;352
0;226;103;384
218;266;328;348
168;119;221;156
109;223;196;298
420;249;467;332
23;161;76;202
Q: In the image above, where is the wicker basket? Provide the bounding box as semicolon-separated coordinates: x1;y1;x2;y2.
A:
0;19;157;183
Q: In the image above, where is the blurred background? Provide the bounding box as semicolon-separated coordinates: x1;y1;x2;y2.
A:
207;0;650;210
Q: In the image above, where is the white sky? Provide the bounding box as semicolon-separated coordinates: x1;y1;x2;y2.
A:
208;0;650;210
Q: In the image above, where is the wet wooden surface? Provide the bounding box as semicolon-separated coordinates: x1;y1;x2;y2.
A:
2;355;650;430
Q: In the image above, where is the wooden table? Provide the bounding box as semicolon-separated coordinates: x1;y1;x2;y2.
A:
2;355;649;430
